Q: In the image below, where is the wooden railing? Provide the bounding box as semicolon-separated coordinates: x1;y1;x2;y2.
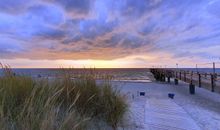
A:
150;68;220;94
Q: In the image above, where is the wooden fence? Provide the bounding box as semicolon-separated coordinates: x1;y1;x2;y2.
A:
150;68;220;94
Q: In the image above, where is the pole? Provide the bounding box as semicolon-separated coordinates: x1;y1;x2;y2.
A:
198;73;201;88
213;62;215;74
176;63;178;78
184;71;186;82
196;64;198;73
211;74;215;92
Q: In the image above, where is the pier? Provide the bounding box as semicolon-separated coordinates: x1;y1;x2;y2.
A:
150;68;220;94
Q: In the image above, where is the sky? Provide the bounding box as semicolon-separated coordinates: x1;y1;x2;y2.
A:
0;0;220;68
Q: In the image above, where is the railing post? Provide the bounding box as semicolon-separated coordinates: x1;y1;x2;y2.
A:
189;83;195;94
175;78;178;85
167;71;171;83
211;74;215;92
158;71;161;81
162;73;165;82
190;71;193;84
179;72;182;80
198;73;201;88
167;76;170;83
213;62;216;74
184;71;186;82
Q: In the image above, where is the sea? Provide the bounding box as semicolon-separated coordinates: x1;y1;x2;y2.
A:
0;68;220;82
178;68;220;74
0;68;152;82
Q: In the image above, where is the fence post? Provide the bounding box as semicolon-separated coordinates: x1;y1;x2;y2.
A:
184;71;186;82
189;83;195;94
172;70;179;85
190;71;193;84
179;72;182;80
213;62;216;74
211;74;215;92
159;71;162;81
162;73;166;82
167;76;170;83
175;78;178;85
198;73;201;88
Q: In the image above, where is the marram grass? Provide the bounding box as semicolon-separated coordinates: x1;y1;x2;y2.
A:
0;65;128;130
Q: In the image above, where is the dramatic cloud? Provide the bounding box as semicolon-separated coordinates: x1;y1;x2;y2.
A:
0;0;220;67
47;0;92;15
0;0;32;14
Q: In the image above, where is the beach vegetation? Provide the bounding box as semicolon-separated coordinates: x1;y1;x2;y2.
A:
0;64;128;130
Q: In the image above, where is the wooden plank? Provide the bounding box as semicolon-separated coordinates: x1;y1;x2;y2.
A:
145;98;201;130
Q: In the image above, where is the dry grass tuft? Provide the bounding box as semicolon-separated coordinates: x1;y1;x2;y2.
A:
0;64;128;130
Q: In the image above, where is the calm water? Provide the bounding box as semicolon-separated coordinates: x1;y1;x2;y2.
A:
179;68;220;74
0;68;220;80
0;68;152;82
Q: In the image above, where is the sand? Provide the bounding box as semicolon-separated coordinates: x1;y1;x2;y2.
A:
111;80;220;130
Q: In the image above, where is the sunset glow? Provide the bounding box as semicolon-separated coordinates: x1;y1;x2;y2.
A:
1;0;220;68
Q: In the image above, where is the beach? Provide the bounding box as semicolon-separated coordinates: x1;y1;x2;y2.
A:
111;80;220;130
1;68;220;130
2;0;220;129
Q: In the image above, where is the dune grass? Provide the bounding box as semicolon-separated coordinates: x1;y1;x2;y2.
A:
0;65;128;130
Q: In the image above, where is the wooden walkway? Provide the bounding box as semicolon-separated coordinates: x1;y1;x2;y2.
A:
150;68;220;93
145;98;201;130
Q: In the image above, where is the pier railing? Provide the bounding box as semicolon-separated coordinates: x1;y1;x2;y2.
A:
150;68;220;94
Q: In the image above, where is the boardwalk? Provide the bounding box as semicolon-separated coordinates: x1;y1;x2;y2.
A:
129;97;201;130
114;80;220;130
150;68;220;93
145;98;200;130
